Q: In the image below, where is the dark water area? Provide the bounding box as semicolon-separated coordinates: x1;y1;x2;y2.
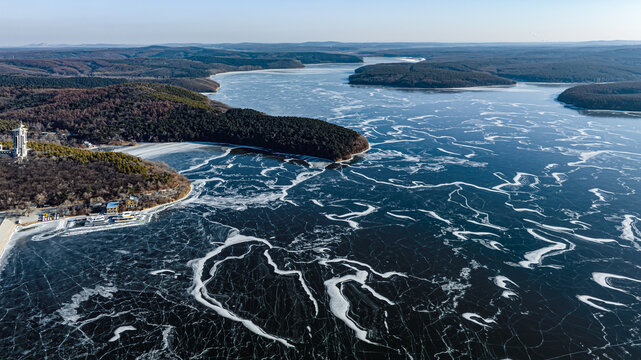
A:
2;58;641;359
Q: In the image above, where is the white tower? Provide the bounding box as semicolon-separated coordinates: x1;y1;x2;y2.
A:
12;123;28;160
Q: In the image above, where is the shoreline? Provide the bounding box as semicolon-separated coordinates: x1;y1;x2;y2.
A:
348;82;517;91
197;77;221;93
0;218;17;264
338;142;371;163
556;98;641;114
118;141;366;165
0;183;192;266
208;59;370;92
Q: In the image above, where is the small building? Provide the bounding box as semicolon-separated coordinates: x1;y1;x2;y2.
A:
1;123;28;159
40;213;59;222
12;123;28;160
0;142;8;156
106;202;119;215
125;196;139;209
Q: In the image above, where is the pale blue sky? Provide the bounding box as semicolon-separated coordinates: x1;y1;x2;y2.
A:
1;0;640;46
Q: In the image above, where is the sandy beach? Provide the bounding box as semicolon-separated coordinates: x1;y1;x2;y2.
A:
0;218;17;261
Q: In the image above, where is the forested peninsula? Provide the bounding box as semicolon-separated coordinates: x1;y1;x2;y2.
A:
557;82;641;111
0;83;369;161
0;142;190;212
349;62;516;88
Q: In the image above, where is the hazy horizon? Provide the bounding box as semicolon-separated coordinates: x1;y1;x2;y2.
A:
2;0;641;47
4;40;641;49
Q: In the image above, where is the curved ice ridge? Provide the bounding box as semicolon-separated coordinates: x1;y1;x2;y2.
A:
493;275;519;299
592;272;641;297
453;231;499;241
519;229;574;269
108;326;136;342
263;250;319;315
462;313;496;328
576;295;626;312
568;149;641;170
467;219;507;231
320;258;408;279
418;210;452;225
493;275;518;289
324;271;373;343
277;170;324;206
180;148;232;174
505;202;545;216
386;212;416;221
324;269;394;345
620;215;641;250
588;188;610;205
189;231;294;348
437;148;460;156
525;219;618;244
324;202;377;229
149;269;176;276
353;171;509;195
493;172;540;191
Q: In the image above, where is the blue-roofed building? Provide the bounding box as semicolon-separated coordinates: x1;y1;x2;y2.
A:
106;201;119;215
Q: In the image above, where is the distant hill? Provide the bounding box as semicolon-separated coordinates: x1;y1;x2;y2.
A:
0;83;368;161
0;142;189;212
0;46;364;64
0;75;221;92
493;60;641;83
557;82;641;111
0;46;363;92
349;62;515;88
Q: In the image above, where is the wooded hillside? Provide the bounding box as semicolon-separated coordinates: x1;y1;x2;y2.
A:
0;46;363;91
0;142;189;212
0;83;368;161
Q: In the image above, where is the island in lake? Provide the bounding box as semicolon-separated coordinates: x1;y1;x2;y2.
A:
557;82;641;111
349;62;516;88
348;44;641;89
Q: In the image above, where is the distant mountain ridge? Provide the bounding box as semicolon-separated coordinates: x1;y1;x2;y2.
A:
0;45;363;92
